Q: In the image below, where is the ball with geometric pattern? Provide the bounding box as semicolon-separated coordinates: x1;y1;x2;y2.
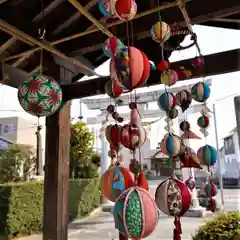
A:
155;177;192;217
113;186;158;239
18;74;62;117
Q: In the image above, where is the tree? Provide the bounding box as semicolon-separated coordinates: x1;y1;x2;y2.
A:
0;144;36;183
70;121;99;178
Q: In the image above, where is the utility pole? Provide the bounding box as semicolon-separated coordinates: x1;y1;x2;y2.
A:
213;104;224;206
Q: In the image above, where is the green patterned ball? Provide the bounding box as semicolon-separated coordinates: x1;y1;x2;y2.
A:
113;187;158;239
18;74;62;117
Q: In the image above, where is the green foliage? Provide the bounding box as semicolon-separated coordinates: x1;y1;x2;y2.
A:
0;178;101;239
70;122;99;178
192;211;240;240
0;144;36;183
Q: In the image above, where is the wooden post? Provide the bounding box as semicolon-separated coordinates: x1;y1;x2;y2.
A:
43;102;70;240
43;62;72;240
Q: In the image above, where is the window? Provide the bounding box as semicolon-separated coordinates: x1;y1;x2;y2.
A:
3;124;16;134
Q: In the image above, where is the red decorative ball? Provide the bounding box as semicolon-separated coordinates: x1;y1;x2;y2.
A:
155;177;192;216
157;60;169;71
121;124;146;150
192;56;204;68
107;104;115;113
185;177;195;191
117;117;124;123
129;102;137;110
197;115;210;128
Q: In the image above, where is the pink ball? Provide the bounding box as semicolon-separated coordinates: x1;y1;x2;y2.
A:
155;177;192;216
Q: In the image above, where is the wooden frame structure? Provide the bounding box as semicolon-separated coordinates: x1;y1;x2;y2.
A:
0;0;239;239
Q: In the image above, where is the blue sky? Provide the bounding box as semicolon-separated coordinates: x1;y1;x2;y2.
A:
0;25;240;148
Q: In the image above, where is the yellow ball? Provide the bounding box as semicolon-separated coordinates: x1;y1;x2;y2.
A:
153;21;171;43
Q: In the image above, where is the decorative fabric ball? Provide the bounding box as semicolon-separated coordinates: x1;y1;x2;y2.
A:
101;166;135;202
197;145;217;166
176;90;192;112
18;74;62;117
157;60;169;71
161;69;178;86
197;115;210;128
155;178;192;216
157;92;176;112
151;21;171;43
191;82;210;102
98;0;112;17
113;187;158;239
114;0;137;21
179;147;202;169
180;121;191;132
103;36;125;57
108;149;117;158
113;47;150;91
185;177;196;190
160;134;181;157
121;124;146;150
204;183;218;197
192;56;204;68
167;108;178;119
105;80;123;98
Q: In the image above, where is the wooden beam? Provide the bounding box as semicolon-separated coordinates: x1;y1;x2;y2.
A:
0;0;10;4
3;0;178;62
0;37;16;55
67;0;114;37
62;49;240;100
0;19;97;76
43;102;70;240
33;0;65;23
52;0;98;35
214;18;240;23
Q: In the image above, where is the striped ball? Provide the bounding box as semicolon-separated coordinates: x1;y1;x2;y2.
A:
113;187;158;239
161;69;178;86
197;145;217;166
167;108;178;119
155;178;192;216
161;134;181;157
151;21;171;43
157;92;176;112
191;82;210;102
197;115;210;128
204;183;218;197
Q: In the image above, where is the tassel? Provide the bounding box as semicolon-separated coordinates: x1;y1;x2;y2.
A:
173;216;182;240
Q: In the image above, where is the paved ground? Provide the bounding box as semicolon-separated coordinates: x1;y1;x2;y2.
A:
19;180;239;240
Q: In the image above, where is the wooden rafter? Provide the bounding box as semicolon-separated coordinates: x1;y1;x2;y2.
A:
67;0;114;37
214;18;240;23
52;0;98;35
0;37;17;55
62;49;240;100
0;19;97;76
3;1;178;62
33;0;65;23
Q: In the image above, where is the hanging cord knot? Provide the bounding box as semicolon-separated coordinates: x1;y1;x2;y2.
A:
38;28;46;41
173;216;182;240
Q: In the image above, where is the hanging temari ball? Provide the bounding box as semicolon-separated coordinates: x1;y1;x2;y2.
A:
113;187;158;239
160;134;181;157
167;107;178;119
114;0;137;21
204;182;218;197
197;145;217;166
197;115;210;128
157;92;176;112
18;74;62;117
101;166;135;202
151;21;171;43
155;177;192;216
161;69;178;86
191;82;210;102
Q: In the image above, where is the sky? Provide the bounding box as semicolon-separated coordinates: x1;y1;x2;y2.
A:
0;25;240;150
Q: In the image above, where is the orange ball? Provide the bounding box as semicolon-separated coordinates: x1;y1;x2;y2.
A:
101;166;135;202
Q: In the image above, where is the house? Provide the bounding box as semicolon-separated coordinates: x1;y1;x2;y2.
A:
0;136;13;149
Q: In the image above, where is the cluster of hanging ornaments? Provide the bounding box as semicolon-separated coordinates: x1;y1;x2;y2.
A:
98;0;137;21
